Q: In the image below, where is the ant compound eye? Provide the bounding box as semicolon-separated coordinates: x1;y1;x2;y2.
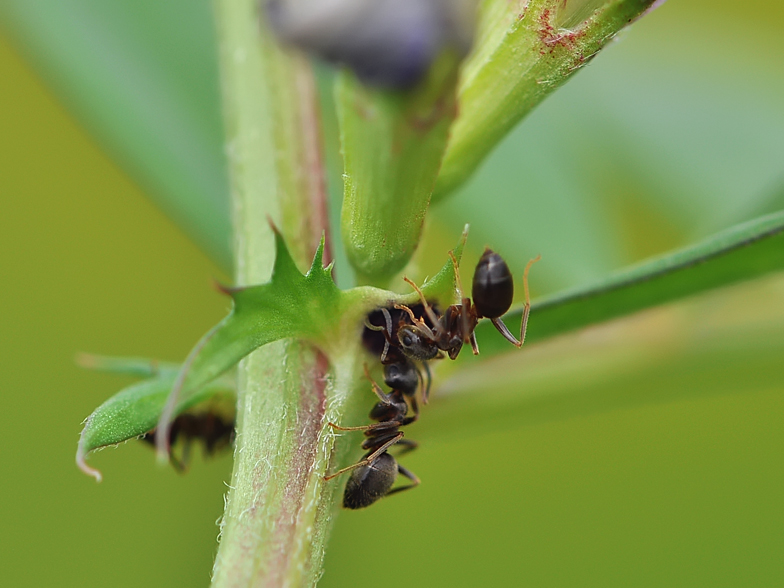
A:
400;332;415;348
397;327;438;361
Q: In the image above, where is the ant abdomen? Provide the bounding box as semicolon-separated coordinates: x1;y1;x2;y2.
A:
472;248;514;319
343;452;398;509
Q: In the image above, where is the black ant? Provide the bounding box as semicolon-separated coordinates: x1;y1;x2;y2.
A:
363;305;434;404
396;249;540;360
141;411;235;471
325;365;420;509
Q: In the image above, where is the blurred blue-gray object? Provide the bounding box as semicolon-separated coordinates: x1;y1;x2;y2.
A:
265;0;476;87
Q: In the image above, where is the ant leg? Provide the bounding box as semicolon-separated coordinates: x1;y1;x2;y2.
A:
324;432;404;481
363;364;392;405
392;438;418;456
488;255;541;348
490;317;520;346
469;330;480;355
169;442;187;473
408;394;420;418
518;255;541;348
420;361;433;404
363;308;394;362
328;421;389;432
401;276;441;328
384;464;420;497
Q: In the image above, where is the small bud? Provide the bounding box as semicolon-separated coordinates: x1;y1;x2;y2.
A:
265;0;476;88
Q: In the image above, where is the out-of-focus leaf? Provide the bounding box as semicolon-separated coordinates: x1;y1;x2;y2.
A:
75;354;180;378
155;226;466;453
425;272;784;442
0;0;232;272
75;357;235;482
473;211;784;358
433;0;659;200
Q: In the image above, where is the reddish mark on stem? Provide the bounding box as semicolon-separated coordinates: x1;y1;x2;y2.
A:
264;349;330;584
537;8;586;59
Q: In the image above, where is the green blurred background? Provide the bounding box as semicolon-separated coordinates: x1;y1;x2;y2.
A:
1;0;783;586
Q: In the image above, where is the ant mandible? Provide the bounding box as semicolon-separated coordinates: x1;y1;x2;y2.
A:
396;249;540;360
325;365;420;509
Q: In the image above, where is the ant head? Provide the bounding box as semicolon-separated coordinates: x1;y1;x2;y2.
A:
397;325;439;361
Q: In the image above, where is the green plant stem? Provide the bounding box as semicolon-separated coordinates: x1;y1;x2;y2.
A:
209;2;358;586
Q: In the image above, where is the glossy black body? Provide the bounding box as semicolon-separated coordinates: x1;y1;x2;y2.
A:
343;453;398;509
330;364;421;509
472;248;514;319
396;248;530;360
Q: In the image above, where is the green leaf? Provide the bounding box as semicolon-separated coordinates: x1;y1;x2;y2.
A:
155;225;468;454
425;270;784;443
75;357;235;482
338;54;461;285
433;0;659;200
473;211;784;358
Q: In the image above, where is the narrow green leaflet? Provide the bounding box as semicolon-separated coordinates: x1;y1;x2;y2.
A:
433;0;659;200
474;211;784;357
76;358;235;482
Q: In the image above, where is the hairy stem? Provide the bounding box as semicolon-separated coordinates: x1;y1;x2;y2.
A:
209;1;355;586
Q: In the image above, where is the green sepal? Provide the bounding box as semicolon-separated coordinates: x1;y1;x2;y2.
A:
76;357;235;482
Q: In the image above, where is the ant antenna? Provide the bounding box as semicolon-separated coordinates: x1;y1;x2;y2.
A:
394;302;438;341
401;276;441;328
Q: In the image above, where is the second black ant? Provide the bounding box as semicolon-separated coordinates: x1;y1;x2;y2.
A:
396;248;540;360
